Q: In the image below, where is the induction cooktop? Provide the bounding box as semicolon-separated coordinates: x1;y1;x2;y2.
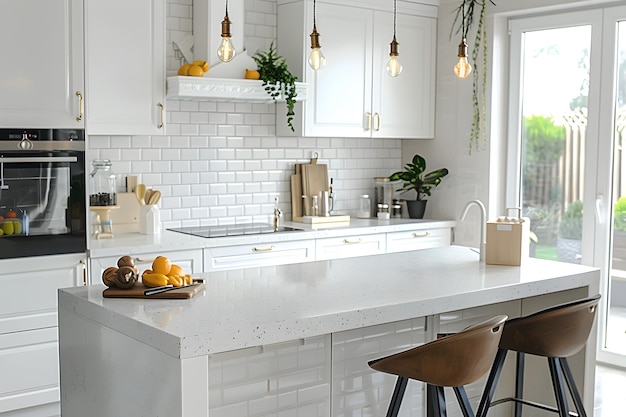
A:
167;223;303;238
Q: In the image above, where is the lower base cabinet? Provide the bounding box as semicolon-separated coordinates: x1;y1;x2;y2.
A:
0;253;86;416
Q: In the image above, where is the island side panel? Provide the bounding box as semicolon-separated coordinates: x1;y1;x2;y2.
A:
58;305;209;417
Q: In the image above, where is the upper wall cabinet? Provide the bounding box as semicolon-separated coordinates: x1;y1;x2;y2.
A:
84;0;166;135
0;0;84;128
277;0;437;139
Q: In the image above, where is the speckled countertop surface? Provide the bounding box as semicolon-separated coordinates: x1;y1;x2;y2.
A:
87;218;456;258
59;245;600;360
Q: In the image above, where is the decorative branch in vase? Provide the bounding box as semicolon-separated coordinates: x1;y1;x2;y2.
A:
451;0;496;154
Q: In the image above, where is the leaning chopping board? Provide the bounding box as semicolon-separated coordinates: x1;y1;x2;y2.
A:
103;281;205;299
301;162;328;216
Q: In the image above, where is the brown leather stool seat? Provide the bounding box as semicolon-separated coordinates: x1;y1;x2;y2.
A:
477;294;601;417
368;315;508;417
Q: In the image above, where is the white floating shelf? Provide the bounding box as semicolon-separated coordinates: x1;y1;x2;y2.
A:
166;76;308;102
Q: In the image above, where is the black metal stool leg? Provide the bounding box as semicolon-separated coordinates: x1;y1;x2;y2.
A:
476;348;508;417
427;384;447;417
548;357;570;417
386;376;409;417
514;351;525;417
453;386;475;417
559;357;588;417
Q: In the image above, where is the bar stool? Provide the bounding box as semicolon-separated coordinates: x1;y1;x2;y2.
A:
368;315;508;417
476;294;601;417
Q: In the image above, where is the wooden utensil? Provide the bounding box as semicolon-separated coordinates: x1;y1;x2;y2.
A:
147;190;161;205
135;184;146;205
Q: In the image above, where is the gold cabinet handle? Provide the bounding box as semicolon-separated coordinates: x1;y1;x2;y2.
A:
75;91;84;122
365;112;372;131
157;102;164;128
342;238;362;244
253;246;275;252
412;232;430;238
135;257;156;263
374;112;381;131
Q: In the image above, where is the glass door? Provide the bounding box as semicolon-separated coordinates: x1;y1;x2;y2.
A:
508;8;626;367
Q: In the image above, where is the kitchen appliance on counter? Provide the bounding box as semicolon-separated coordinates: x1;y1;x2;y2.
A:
168;223;303;238
0;128;86;258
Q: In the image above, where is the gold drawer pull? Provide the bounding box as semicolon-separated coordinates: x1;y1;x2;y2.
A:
253;246;275;252
157;102;165;129
412;232;430;238
343;238;362;244
135;257;156;263
75;91;84;122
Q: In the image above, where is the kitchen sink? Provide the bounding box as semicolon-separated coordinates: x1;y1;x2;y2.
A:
167;223;303;238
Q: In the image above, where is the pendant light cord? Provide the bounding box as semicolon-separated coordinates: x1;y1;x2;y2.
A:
393;0;397;41
313;0;317;30
225;0;229;18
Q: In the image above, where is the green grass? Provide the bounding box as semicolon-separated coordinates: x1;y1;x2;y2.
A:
533;245;558;261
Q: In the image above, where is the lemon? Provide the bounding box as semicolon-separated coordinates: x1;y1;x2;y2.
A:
177;63;192;76
13;221;21;234
0;229;4;236
245;69;261;80
187;65;204;77
192;60;210;72
2;222;14;235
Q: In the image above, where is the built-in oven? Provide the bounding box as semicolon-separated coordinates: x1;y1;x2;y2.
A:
0;129;86;259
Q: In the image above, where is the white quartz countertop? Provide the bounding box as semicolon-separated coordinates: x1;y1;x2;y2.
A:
88;218;456;258
59;246;600;360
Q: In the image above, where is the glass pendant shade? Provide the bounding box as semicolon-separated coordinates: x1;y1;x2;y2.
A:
454;38;472;79
217;1;236;63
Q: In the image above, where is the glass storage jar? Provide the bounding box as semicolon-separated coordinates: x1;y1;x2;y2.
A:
89;160;117;206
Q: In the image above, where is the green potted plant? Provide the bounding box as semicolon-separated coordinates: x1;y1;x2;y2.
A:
556;200;582;264
389;154;449;219
252;42;298;132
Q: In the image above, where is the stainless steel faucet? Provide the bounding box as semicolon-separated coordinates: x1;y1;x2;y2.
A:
460;199;486;262
273;197;282;232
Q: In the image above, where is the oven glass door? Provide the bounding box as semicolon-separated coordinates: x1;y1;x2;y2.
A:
0;152;86;258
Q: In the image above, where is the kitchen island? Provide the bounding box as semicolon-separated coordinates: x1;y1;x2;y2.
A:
58;246;601;417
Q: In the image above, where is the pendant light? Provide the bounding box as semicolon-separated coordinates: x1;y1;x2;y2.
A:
386;0;402;77
453;3;472;78
308;0;326;70
217;0;236;63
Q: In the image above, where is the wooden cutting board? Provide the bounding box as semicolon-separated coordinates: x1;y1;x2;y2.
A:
301;163;328;215
291;173;303;220
103;281;206;299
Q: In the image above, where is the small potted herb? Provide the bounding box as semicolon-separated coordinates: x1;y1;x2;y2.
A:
252;43;298;131
389;154;449;219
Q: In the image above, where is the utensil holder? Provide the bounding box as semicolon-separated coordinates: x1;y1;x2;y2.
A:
140;205;160;235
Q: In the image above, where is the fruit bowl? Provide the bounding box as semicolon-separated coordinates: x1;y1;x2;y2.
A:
0;218;24;236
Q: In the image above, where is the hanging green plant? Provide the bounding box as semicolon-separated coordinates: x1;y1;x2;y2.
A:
252;42;298;132
451;0;495;154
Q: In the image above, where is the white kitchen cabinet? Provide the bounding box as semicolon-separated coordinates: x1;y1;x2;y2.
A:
84;0;166;135
315;233;386;261
0;0;84;128
0;253;86;416
90;249;203;283
332;318;427;417
208;336;331;417
386;227;451;253
277;0;437;138
204;240;315;272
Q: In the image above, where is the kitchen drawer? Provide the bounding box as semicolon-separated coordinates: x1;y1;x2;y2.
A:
0;327;60;413
385;228;451;254
90;249;203;282
204;240;315;272
315;233;386;261
0;254;86;335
